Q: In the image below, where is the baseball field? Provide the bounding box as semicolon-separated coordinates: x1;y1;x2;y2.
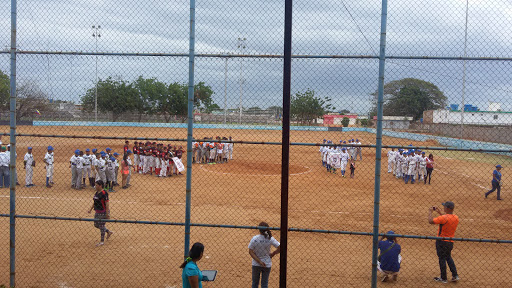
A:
0;125;511;287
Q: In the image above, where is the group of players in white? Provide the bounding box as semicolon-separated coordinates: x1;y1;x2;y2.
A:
192;137;234;164
387;147;431;184
319;139;362;177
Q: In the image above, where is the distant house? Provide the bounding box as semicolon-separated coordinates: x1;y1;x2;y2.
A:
323;114;359;126
372;116;413;129
423;109;512;126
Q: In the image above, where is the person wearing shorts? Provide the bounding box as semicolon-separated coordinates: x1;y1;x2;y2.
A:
88;180;113;247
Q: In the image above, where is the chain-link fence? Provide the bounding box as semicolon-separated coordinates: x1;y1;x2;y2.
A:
1;0;512;287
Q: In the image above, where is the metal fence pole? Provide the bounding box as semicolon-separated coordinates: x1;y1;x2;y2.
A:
280;0;293;287
371;0;388;287
9;0;17;286
184;0;195;259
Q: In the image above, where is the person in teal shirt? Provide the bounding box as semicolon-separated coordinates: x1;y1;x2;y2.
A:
181;242;205;288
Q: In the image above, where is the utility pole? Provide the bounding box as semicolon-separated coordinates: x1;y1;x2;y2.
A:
237;37;246;124
92;25;101;122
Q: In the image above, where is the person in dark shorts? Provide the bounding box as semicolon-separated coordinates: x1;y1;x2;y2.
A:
88;180;113;247
349;158;356;178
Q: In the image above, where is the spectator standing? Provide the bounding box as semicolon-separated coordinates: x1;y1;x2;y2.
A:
249;222;280;288
121;153;129;189
0;146;10;188
88;180;113;247
485;165;502;200
428;201;460;284
181;242;205;288
378;231;401;282
425;154;434;184
23;147;35;187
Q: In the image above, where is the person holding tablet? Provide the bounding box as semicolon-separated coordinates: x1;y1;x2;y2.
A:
181;242;205;288
249;222;280;288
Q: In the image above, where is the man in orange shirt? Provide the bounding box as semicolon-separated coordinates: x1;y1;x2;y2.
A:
428;201;460;284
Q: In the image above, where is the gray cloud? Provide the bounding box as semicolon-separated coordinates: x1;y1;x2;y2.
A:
0;0;510;115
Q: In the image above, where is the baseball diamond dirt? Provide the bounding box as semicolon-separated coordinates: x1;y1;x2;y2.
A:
0;125;511;287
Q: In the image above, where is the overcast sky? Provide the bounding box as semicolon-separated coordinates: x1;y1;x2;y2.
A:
0;0;511;114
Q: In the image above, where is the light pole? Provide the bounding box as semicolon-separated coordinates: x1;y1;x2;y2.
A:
224;53;229;124
92;25;101;122
237;37;246;124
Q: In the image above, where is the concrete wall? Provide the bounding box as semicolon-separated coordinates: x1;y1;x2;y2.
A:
410;123;512;145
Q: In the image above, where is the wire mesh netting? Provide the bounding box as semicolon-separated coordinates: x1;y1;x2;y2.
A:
1;0;512;287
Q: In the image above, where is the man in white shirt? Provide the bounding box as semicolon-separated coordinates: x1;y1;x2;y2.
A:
387;148;396;173
44;146;55;188
7;144;19;185
355;139;363;161
75;151;84;189
0;146;10;188
23;147;35;187
70;150;79;189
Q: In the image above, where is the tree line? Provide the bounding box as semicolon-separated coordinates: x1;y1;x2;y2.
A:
80;76;216;122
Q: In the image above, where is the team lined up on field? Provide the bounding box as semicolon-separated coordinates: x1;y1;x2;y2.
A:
387;147;435;184
192;136;234;164
319;139;363;178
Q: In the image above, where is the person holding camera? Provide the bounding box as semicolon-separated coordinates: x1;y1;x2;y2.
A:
378;230;401;282
428;201;460;283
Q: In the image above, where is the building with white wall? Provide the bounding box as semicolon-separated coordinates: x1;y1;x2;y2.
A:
423;109;512;126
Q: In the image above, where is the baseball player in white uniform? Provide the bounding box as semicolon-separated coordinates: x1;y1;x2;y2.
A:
355;139;363;161
228;136;234;160
401;152;409;182
387;148;396;173
406;151;417;184
418;151;427;183
83;149;93;187
44;146;54;188
340;148;350;177
23;147;35;187
70;150;79;188
75;151;84;189
395;150;403;179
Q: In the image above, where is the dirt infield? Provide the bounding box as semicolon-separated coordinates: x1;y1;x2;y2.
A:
0;125;511;287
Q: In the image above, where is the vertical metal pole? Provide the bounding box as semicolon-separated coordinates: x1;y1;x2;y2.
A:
460;0;469;140
95;39;98;122
224;56;228;124
184;0;195;259
371;0;388;287
280;0;293;287
9;0;17;286
239;55;243;124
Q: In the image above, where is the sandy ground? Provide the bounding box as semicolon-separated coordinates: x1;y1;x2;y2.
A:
0;125;511;287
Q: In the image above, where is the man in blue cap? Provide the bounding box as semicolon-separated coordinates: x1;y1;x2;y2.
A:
355;138;362;161
378;230;401;282
96;152;107;188
83;149;93;188
44;146;54;188
418;151;427;183
485;165;503;200
406;151;417;184
23;147;35;187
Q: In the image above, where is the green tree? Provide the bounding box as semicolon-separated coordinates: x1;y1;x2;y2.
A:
371;78;447;120
194;82;215;112
291;89;333;124
341;117;350;127
0;70;9;111
360;119;369;127
133;76;164;122
156;82;187;122
81;77;137;121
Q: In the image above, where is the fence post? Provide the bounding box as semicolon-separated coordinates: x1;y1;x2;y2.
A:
9;0;17;287
184;0;195;259
371;0;388;287
280;0;293;287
